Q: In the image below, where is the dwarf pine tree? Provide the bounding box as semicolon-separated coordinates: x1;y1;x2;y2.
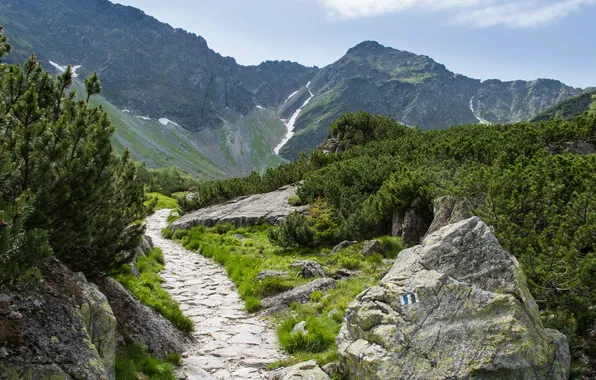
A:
0;27;145;284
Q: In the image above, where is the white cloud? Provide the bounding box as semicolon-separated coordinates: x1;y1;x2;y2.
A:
319;0;595;28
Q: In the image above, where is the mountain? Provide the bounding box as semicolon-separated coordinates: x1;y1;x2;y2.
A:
278;41;584;159
1;1;587;172
0;0;316;176
531;88;596;122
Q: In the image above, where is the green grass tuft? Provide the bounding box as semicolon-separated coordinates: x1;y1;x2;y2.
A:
278;317;338;354
115;344;178;380
145;192;178;210
116;248;193;333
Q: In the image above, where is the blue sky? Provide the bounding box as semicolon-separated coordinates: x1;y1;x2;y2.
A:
112;0;596;88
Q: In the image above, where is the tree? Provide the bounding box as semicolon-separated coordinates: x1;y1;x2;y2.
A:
0;26;146;283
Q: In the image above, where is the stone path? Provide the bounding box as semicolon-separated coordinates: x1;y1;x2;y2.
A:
146;209;284;380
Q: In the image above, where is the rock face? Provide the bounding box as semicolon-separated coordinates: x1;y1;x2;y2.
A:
391;198;433;246
0;261;116;380
290;260;326;278
260;278;337;314
170;185;307;230
95;276;190;359
424;195;474;237
337;217;570;380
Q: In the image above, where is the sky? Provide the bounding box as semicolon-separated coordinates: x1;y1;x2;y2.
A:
112;0;596;88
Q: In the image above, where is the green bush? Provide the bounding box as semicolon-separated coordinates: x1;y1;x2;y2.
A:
115;248;193;333
269;212;314;248
161;228;174;239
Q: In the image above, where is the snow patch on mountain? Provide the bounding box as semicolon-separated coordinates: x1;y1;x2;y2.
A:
159;118;180;126
135;116;152;121
49;61;82;77
470;96;492;125
275;82;315;155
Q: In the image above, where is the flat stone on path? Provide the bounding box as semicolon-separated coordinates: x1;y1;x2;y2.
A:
145;209;285;379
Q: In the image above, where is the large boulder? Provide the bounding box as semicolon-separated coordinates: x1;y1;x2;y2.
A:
424;195;474;237
0;260;115;380
337;217;570;380
170;185;307;230
391;197;433;246
94;276;190;358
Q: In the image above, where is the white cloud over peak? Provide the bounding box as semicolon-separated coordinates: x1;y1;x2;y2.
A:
319;0;595;28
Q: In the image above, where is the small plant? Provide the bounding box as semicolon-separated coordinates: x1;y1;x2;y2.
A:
288;195;304;206
310;290;324;302
166;352;183;366
161;228;174;239
278;317;338;354
211;223;234;235
115;344;177;380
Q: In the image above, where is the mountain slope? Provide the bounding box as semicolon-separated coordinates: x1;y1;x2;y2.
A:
279;41;583;159
0;0;315;176
531;89;596;122
2;2;587;169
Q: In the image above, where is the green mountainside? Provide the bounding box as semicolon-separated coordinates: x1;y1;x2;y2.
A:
532;89;596;122
280;41;584;159
1;1;589;172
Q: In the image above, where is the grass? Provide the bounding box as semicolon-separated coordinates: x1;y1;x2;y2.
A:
115;343;179;380
145;192;178;210
167;222;403;366
115;248;194;333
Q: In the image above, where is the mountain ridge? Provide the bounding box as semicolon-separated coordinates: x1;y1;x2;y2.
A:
1;0;588;172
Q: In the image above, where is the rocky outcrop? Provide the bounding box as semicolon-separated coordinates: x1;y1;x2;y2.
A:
0;260;116;380
391;198;433;246
170;185;308;230
260;278;337;315
257;270;289;281
290;260;326;278
94;276;190;359
424;195;474;237
337;217;570;379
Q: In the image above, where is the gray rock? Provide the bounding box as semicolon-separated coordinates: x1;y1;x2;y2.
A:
232;233;245;241
391;197;433;246
170;185;307;230
144;234;154;248
281;360;331;380
331;240;358;254
95;276;191;359
140;235;153;255
362;240;384;256
261;278;337;313
291;321;307;336
257;270;289;281
564;140;596;155
290;260;326;278
321;362;340;378
337;217;570;380
0;260;113;379
76;273;117;379
332;268;360;279
424;195;474;238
